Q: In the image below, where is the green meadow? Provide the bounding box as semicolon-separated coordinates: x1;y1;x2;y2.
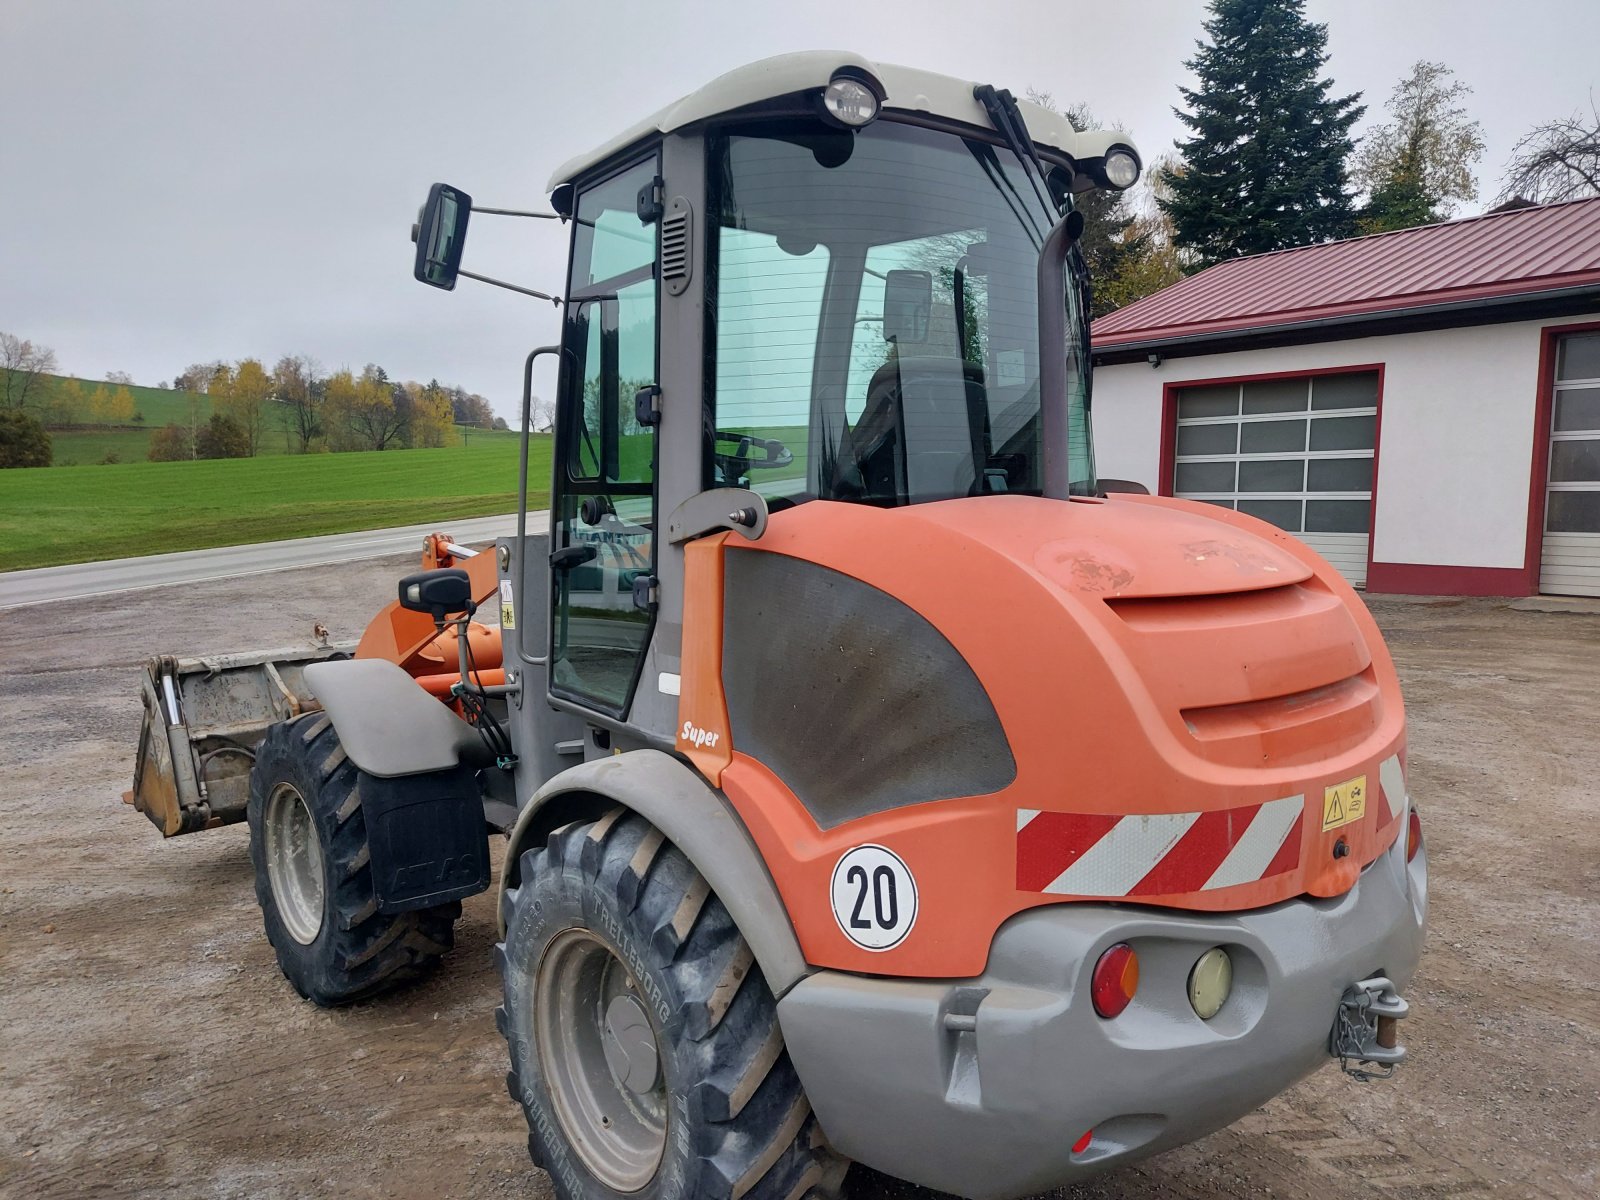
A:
0;437;552;571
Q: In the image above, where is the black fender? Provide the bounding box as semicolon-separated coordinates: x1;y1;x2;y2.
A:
500;749;809;997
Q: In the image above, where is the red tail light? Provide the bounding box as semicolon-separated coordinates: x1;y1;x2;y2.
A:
1091;943;1139;1018
1407;809;1423;862
1072;1128;1093;1154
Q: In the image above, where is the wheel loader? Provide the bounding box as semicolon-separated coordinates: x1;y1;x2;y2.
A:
125;52;1428;1200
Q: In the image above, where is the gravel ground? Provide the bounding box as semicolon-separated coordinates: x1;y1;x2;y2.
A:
1;561;1596;1199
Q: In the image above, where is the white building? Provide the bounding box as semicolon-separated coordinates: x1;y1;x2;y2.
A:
1091;198;1600;597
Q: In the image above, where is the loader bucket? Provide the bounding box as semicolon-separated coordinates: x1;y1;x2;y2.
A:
126;644;355;837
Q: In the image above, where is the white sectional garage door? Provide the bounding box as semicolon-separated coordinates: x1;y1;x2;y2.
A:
1541;332;1600;597
1171;371;1378;586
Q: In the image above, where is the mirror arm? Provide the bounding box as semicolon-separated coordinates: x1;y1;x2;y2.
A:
456;268;563;305
471;207;564;220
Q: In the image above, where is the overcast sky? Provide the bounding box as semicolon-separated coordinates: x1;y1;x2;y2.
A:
3;0;1597;420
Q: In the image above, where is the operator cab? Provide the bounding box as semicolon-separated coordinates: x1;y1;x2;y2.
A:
412;52;1140;742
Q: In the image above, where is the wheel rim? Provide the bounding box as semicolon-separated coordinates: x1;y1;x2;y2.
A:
534;928;667;1192
264;782;325;945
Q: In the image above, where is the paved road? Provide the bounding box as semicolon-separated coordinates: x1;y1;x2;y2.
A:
0;511;551;610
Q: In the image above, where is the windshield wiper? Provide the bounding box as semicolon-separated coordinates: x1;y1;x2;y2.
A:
973;85;1056;222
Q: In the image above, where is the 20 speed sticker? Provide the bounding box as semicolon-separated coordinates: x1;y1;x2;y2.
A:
830;845;918;951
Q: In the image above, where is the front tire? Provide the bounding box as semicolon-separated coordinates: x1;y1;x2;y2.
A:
247;714;460;1006
498;811;847;1200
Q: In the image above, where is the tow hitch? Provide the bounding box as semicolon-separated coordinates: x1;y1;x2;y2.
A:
1330;975;1410;1081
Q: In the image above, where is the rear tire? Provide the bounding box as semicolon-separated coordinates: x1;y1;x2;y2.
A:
247;714;460;1006
498;811;848;1200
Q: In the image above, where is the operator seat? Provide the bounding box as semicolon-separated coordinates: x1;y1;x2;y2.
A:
834;358;991;504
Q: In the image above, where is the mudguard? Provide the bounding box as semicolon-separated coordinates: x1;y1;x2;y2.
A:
302;658;493;778
500;749;809;997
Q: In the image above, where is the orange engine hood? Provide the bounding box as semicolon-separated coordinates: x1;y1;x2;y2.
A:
680;493;1410;977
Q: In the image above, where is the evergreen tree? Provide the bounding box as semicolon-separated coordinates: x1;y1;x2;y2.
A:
1162;0;1364;265
1358;147;1439;234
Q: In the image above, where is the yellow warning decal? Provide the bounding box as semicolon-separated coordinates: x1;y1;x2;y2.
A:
498;580;516;630
1322;775;1368;833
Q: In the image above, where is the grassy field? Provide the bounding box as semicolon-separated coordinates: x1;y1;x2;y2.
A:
0;436;552;571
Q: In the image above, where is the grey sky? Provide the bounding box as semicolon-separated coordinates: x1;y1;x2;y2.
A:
3;0;1596;421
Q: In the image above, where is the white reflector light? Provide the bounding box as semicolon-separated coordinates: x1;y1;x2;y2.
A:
1104;149;1140;189
1188;947;1233;1020
824;77;879;127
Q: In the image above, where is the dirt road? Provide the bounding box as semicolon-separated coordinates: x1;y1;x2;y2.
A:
1;562;1596;1199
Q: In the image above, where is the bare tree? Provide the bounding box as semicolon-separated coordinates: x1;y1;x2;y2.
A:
105;370;135;385
1497;100;1600;204
1;332;59;412
273;354;324;452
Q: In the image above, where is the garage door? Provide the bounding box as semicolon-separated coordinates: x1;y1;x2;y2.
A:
1171;371;1377;587
1540;332;1600;596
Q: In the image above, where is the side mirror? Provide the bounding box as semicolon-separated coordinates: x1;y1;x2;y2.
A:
412;183;472;290
398;568;474;622
883;269;932;344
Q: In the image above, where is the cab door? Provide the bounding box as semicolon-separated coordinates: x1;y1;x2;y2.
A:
549;154;661;717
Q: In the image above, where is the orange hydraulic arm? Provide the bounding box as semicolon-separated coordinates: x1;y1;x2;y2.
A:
354;532;506;698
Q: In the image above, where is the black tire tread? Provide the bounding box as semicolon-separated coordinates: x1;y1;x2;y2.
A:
248;715;459;1006
500;812;845;1200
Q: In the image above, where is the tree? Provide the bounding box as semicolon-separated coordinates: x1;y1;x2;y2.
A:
148;423;192;461
211;358;272;455
1;332;60;412
403;380;458;448
105;370;135;385
47;377;88;426
0;409;52;467
273;354;324;452
1353;61;1484;234
326;367;407;451
1496;100;1600;205
89;383;136;425
195;413;250;459
173;361;224;393
1162;0;1364;266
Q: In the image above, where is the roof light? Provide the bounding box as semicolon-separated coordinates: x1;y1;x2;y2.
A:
1091;943;1139;1018
823;76;879;127
1103;147;1140;190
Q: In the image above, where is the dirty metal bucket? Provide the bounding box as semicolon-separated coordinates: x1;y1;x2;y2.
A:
126;644;355;837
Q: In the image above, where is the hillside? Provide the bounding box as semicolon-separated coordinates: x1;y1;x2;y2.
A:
0;435;550;571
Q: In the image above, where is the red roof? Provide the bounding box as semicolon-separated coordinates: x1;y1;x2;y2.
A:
1093;197;1600;349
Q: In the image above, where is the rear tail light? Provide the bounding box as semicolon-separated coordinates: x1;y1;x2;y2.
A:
1407;808;1423;862
1072;1128;1093;1155
1091;943;1139;1018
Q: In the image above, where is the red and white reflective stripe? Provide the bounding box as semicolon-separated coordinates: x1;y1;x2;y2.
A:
1016;797;1304;897
1377;754;1406;828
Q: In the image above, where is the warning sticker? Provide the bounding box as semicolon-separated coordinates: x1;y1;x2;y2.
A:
1322;775;1368;833
498;580;515;629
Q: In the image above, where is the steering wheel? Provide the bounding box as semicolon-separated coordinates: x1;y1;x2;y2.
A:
713;431;794;482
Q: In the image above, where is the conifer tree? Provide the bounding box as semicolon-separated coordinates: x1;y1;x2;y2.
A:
1162;0;1363;265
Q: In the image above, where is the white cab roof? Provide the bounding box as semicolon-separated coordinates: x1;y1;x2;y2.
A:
547;51;1136;190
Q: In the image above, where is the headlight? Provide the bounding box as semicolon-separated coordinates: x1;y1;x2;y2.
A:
823;76;880;127
1103;147;1140;189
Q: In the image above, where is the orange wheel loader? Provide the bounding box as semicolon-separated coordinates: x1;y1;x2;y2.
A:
126;53;1427;1200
